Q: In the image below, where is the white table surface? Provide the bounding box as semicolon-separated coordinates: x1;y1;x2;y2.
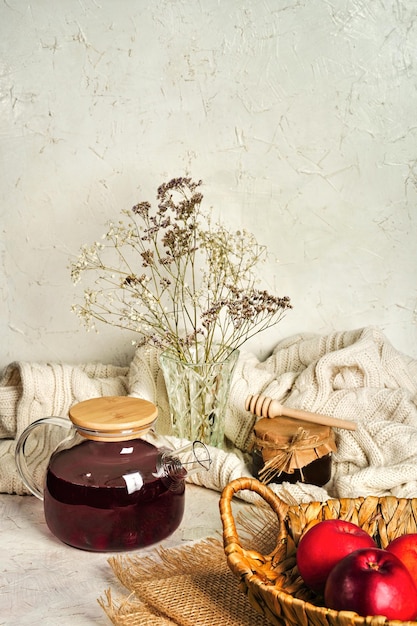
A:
0;484;249;626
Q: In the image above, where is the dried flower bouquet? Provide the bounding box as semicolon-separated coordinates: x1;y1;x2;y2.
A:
71;177;292;364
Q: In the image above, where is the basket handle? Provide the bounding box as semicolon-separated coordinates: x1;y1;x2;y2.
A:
220;477;289;552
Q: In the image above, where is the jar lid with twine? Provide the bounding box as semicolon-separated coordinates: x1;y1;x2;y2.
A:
253;416;337;483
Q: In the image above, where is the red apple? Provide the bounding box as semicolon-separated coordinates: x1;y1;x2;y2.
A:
324;547;417;621
296;519;376;594
386;533;417;585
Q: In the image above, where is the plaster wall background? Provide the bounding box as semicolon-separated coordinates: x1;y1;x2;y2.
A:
1;0;417;369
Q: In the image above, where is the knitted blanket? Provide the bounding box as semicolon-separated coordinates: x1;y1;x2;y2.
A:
2;326;417;503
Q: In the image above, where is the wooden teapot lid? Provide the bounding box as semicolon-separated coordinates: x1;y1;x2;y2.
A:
69;396;158;441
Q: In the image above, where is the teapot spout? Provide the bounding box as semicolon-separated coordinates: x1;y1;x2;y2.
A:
158;441;212;491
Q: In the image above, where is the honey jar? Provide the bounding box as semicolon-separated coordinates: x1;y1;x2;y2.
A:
252;415;337;486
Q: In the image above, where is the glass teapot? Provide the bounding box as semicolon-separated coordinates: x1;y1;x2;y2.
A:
15;396;211;552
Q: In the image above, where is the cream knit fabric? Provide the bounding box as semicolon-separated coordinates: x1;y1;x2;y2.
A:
2;326;417;504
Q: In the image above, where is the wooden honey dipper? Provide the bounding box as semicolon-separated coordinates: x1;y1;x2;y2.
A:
245;394;357;431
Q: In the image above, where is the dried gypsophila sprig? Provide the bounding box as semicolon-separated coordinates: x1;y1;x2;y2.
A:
70;177;292;363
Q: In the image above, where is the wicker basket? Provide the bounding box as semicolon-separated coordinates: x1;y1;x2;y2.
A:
220;477;417;626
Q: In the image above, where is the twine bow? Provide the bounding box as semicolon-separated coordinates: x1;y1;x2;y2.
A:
256;427;320;484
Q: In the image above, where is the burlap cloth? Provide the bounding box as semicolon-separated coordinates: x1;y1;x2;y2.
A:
99;535;276;626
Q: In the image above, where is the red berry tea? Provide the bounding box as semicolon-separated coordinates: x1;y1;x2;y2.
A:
43;438;185;551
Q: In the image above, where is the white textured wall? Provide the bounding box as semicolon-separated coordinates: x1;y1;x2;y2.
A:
1;0;417;369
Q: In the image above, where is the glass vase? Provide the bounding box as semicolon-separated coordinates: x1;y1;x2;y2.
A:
158;348;239;448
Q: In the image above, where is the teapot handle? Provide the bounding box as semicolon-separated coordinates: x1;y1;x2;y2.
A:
15;417;72;500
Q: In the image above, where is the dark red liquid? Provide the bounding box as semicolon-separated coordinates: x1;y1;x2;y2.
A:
252;450;332;486
43;438;185;552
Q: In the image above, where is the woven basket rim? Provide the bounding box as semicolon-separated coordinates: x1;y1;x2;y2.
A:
220;477;417;626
